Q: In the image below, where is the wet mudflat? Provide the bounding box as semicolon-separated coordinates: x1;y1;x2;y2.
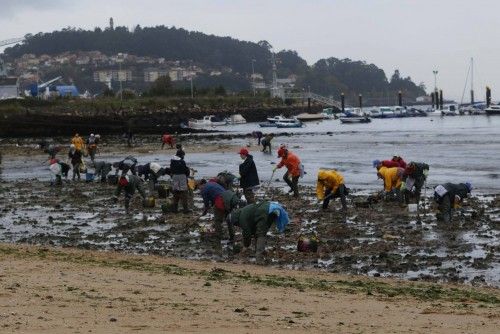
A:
1;178;498;287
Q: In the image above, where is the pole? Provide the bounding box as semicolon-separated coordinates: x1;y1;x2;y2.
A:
359;94;363;111
486;86;491;107
470;57;474;105
439;89;443;110
431;92;435;109
119;61;123;104
341;93;345;112
398;90;402;107
251;59;256;97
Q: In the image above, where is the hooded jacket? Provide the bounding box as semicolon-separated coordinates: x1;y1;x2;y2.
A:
277;151;301;177
378;166;402;192
239;154;259;188
230;202;272;247
114;175;146;198
200;181;226;209
436;183;471;204
170;155;189;176
404;162;429;179
71;135;85;151
316;169;344;200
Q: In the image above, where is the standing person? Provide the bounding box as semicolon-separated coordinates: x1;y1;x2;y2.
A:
199;179;240;242
238;148;259;204
261;134;274;153
434;182;472;223
161;134;175;149
252;131;263;145
68;144;83;181
316;169;348;217
402;161;430;204
274;146;301;197
71;133;85;152
170;152;190;213
227;201;289;262
376;165;404;202
87;134;98;162
113;175;147;214
94;161;112;183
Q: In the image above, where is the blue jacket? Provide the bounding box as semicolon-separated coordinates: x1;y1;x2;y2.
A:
200;181;226;208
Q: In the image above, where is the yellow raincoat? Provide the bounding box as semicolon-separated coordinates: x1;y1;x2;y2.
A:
378;166;402;192
71;135;85;151
316;169;344;200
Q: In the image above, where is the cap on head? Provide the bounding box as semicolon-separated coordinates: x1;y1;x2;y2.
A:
465;182;473;192
90;133;95;137
239;148;249;156
176;143;182;149
277;147;287;158
372;159;381;168
70;144;76;149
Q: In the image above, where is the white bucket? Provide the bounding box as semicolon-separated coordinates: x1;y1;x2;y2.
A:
408;204;418;213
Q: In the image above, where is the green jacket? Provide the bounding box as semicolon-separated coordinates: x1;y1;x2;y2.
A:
114;175;146;198
221;190;239;212
232;202;272;247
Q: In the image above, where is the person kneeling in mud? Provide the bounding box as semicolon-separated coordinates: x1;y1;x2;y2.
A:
227;201;289;263
316;169;348;219
434;182;472;223
113;175;147;214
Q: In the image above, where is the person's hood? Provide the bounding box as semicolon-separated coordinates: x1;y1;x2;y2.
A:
318;169;329;181
150;163;161;173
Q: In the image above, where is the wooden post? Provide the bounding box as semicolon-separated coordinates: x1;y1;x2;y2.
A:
341;93;345;112
431;92;435;108
486;86;491;107
358;94;363;110
398;91;402;107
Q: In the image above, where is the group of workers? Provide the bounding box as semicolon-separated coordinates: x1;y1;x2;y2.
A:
45;132;473;260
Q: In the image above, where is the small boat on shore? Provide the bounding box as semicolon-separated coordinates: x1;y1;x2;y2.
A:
267;115;295;123
485;105;500;115
441;105;459;116
258;122;276;128
225;114;247;124
188;115;227;128
339;116;371;124
295;112;326;122
276;119;303;128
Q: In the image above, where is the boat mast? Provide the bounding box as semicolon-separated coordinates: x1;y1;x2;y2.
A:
470;57;474;105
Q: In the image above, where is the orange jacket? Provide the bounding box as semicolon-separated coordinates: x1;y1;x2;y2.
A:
277;151;301;177
378;166;402;192
316;169;344;200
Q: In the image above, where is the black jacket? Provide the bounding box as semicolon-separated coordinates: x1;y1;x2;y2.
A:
443;183;470;200
239;154;259;188
170;156;190;176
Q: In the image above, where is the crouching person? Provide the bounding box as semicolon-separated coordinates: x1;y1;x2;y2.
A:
94;161;112;182
199;179;240;243
434;182;472;223
113;175;147;214
402;162;429;204
316;169;348;219
227;201;289;263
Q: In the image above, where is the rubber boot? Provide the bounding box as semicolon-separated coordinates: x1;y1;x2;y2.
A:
255;236;267;264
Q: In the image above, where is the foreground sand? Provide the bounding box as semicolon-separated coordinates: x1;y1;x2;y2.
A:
0;244;498;333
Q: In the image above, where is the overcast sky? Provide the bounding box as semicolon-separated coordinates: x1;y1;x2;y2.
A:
1;0;499;101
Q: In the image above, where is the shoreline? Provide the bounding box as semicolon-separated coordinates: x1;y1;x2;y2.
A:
0;243;498;333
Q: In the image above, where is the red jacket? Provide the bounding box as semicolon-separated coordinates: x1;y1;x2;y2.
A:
381;160;400;168
162;134;174;144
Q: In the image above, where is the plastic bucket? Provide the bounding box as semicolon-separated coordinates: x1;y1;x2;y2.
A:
408;204;418;212
85;173;95;182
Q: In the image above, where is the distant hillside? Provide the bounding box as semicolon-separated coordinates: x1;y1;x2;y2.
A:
4;25;426;100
